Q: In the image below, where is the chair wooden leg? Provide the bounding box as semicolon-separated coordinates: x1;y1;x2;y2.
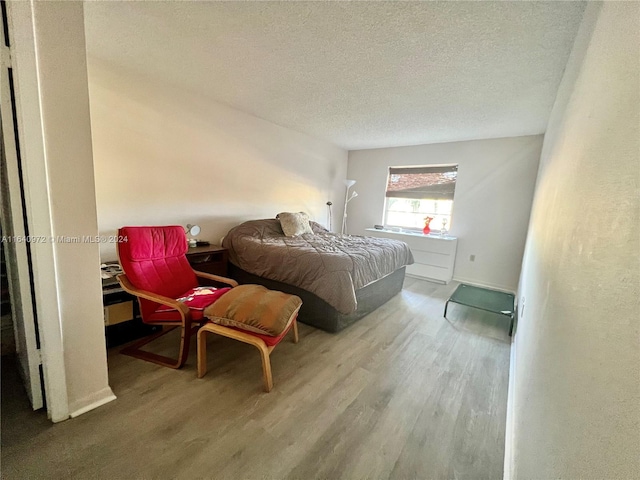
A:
292;318;299;344
121;325;182;369
176;320;192;368
120;321;199;369
197;327;208;378
258;344;273;392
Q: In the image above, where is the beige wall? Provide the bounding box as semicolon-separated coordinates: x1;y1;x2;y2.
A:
86;59;348;261
347;136;542;291
506;2;640;478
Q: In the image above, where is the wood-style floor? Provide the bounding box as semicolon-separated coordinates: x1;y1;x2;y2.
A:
1;278;511;479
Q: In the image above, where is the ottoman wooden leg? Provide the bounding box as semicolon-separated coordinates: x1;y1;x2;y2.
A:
196;317;300;392
257;344;273;392
197;327;208;379
292;318;299;344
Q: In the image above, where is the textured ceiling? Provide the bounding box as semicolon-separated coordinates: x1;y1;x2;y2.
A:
84;1;586;150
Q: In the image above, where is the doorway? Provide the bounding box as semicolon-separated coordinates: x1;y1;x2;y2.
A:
0;0;45;412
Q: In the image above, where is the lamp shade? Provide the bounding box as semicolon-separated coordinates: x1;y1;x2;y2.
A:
344;179;356;188
186;224;201;236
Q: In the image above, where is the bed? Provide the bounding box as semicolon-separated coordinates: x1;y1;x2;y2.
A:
222;219;414;332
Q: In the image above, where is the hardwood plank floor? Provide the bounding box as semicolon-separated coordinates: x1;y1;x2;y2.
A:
1;279;511;479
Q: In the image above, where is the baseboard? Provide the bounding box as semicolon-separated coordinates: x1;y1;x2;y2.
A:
503;330;517;479
452;276;516;294
68;387;117;418
405;274;446;284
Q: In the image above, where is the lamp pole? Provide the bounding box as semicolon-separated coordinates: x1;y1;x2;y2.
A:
342;180;357;235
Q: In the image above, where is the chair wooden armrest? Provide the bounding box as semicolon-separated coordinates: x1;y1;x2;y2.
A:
193;270;239;288
117;274;190;318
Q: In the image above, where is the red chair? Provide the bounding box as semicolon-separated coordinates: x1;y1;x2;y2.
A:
116;225;238;369
116;227;301;391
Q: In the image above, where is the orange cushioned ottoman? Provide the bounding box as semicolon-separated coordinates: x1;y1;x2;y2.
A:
198;284;302;392
203;284;302;337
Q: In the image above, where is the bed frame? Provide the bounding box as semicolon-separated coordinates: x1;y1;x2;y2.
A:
229;264;407;333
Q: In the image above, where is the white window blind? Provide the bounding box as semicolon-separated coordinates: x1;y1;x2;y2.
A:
386;165;458;200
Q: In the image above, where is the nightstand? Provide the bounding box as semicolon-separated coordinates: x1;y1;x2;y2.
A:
186;245;228;276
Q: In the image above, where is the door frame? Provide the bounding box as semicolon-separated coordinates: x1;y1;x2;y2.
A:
0;0;44;411
2;0;69;422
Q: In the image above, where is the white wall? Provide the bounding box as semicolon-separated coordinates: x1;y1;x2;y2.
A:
347;136;542;291
506;2;639;478
86;59;347;261
9;1;114;420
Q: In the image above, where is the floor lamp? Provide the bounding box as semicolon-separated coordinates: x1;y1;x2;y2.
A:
342;180;358;235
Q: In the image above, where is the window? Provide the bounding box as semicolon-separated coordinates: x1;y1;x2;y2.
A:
384;165;458;232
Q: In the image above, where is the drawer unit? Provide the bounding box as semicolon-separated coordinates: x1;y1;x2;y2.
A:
104;300;134;326
365;229;458;284
102;278;158;347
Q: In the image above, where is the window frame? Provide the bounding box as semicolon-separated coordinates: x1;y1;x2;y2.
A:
382;164;458;233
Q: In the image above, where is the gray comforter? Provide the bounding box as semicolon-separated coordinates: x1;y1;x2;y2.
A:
222;219;414;314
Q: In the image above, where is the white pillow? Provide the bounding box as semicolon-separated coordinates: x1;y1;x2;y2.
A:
277;212;314;237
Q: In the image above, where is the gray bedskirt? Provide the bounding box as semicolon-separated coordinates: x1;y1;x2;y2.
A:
228;264;406;333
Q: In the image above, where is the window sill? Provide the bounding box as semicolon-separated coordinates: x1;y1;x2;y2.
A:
365;228;457;241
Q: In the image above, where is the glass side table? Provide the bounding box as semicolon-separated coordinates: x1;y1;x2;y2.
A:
444;283;516;336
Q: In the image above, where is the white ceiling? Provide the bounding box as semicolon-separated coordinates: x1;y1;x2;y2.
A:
84;1;586;150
